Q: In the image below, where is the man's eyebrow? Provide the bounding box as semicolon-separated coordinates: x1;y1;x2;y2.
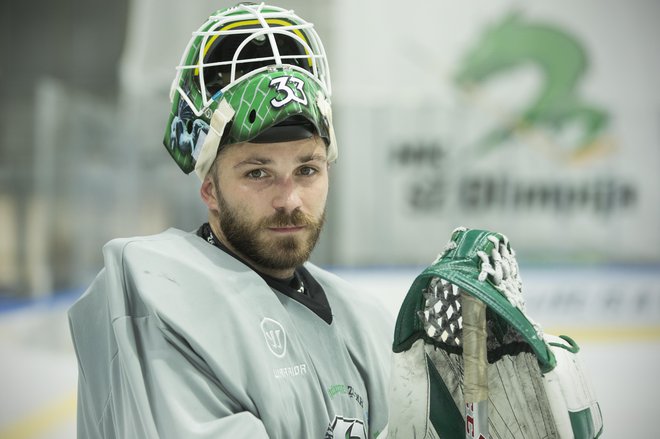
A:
299;153;327;163
233;157;273;168
233;153;326;168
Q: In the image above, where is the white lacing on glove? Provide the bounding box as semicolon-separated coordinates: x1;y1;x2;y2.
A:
476;234;544;340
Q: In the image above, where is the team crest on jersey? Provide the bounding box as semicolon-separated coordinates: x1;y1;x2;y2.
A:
261;317;287;358
325;416;366;439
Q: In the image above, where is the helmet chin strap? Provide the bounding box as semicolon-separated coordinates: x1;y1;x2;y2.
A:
194;100;235;180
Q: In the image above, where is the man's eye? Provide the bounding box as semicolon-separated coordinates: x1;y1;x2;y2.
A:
247;169;267;179
299;166;317;176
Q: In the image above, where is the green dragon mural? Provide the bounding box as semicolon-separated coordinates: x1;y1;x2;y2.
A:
454;12;610;160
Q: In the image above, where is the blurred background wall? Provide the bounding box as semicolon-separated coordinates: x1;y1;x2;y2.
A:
0;2;658;437
0;0;658;299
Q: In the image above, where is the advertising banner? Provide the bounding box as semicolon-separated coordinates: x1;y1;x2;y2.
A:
330;0;660;265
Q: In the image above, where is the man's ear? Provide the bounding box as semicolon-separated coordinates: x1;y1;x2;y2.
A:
200;175;219;212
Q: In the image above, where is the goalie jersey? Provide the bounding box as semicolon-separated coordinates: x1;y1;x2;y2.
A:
68;228;392;438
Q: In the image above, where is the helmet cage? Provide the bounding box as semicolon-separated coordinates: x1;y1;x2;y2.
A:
171;3;331;118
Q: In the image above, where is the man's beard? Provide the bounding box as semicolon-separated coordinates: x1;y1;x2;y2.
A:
216;189;325;271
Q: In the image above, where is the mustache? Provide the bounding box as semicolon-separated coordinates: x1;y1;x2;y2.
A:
261;209;317;228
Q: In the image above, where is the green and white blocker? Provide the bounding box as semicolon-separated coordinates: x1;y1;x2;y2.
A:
69;229;392;438
387;228;603;439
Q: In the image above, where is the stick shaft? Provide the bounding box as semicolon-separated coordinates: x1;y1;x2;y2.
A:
461;291;488;439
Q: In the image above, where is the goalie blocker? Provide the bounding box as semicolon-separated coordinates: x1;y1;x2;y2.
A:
387;227;603;439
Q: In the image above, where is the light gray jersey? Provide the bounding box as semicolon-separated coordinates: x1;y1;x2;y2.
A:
69;228;393;438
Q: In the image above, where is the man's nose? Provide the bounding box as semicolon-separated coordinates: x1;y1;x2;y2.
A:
271;176;303;213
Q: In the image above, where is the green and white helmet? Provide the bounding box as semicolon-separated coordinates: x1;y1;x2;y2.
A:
164;2;337;179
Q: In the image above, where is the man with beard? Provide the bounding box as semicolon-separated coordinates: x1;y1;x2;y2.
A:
68;3;392;439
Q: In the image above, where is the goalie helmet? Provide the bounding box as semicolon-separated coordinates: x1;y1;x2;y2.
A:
164;2;336;179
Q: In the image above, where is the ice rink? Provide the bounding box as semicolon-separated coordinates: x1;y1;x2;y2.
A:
0;266;657;439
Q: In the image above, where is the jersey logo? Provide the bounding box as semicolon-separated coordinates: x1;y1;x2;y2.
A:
261;317;287;358
328;384;365;408
269;76;308;108
325;416;367;439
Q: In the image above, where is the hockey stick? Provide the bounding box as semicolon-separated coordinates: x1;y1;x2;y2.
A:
461;291;488;439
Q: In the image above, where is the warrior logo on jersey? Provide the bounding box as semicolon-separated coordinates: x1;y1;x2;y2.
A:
261;317;287;358
325;416;367;439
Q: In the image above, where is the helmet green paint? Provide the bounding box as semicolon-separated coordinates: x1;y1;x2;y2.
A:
164;2;335;177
